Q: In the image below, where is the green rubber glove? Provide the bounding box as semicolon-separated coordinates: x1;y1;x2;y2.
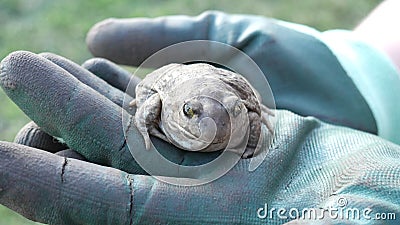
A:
0;11;399;225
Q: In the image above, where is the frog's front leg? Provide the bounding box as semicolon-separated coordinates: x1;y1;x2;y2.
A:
132;93;169;149
261;104;274;133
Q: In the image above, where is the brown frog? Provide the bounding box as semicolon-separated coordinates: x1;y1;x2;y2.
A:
130;63;273;158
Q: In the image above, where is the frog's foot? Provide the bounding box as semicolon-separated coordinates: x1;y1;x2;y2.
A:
242;146;255;158
261;105;274;134
149;127;170;143
129;99;137;107
138;130;152;150
261;113;274;134
261;104;274;116
140;127;169;150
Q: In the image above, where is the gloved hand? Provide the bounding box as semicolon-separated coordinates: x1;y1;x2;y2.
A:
1;11;400;225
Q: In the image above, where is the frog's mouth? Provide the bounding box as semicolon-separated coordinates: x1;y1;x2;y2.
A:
163;118;217;151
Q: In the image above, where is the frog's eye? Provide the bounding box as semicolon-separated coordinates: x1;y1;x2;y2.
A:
183;103;195;118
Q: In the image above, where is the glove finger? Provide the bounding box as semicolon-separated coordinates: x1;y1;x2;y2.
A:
0;141;226;225
82;57;141;98
0;141;132;225
15;121;88;161
39;52;133;108
86;13;211;66
14;121;68;153
0;51;145;174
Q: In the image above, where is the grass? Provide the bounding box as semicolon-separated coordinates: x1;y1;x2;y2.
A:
0;0;381;224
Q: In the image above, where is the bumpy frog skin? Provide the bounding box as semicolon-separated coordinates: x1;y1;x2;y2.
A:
129;63;274;158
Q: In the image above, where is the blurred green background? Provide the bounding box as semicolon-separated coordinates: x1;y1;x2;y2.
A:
0;0;382;224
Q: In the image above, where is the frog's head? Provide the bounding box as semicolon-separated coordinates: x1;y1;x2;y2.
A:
161;88;249;152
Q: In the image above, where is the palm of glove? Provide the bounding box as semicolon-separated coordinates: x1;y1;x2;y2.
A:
0;11;399;225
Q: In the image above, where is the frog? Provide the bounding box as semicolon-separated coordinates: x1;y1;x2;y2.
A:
129;63;274;158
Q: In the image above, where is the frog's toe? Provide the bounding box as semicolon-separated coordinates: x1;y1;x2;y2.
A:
149;127;170;143
129;99;137;107
261;111;274;134
242;147;255;158
143;133;152;150
137;128;152;150
261;104;275;116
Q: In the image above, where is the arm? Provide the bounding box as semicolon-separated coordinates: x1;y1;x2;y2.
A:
354;0;400;72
